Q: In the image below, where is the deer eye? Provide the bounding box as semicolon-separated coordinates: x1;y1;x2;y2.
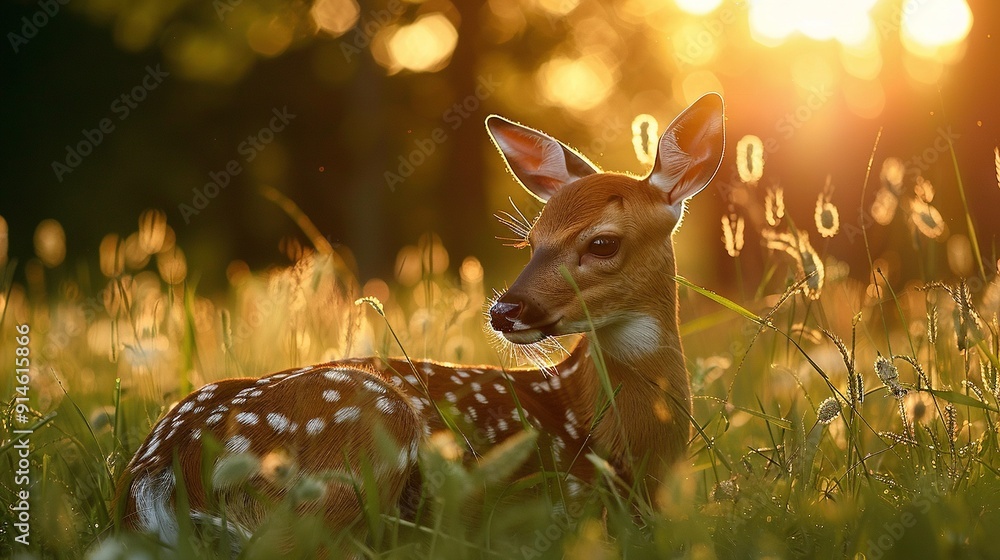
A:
587;235;620;258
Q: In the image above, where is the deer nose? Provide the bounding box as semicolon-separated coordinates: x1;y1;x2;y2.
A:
489;300;524;332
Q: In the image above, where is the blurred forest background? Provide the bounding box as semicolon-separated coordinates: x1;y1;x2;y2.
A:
1;0;998;295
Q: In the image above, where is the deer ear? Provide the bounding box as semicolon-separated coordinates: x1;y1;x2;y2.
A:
646;93;725;213
486;115;600;203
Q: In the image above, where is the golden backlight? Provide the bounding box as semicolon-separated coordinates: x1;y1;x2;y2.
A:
673;0;973;58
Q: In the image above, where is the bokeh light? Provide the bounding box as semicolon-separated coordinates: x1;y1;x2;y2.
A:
537;55;615;112
311;0;361;37
385;14;459;74
34;219;66;268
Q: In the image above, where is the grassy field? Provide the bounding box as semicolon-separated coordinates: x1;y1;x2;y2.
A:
3;150;1000;559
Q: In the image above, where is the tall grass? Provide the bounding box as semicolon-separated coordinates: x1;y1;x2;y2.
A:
3;148;1000;559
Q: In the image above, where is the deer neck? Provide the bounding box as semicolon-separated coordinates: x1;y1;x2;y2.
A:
555;274;690;483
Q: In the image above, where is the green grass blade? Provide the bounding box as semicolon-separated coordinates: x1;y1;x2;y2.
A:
925;388;999;413
674;275;769;326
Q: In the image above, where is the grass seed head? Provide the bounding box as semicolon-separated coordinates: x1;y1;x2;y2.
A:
875;355;907;399
910;199;945;239
817;397;841;425
815;194;840;238
631;114;659;166
945;404;958;442
736;134;764;186
722;212;745;257
765;186;785;226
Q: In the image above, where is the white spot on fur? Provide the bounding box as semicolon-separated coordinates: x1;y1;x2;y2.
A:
493;383;507;394
410;396;426;411
225;435;251;454
496;418;508;432
235;412;258;425
449;375;463;385
362;378;386;394
474;393;488;404
444;392;457;403
177;401;194;415
206;413;223;425
305;418;325;434
231;398;246;405
375;396;395;414
191;428;202;440
324;370;352;383
266;413;290;432
470;382;482;392
333;406;361;423
564;422;579;440
138;438;160;462
323;389;341;402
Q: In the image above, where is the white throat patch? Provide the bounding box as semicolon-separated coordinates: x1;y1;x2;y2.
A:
599;315;661;362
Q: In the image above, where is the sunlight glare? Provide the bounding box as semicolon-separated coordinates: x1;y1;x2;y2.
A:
749;0;877;46
674;0;723;16
901;0;972;55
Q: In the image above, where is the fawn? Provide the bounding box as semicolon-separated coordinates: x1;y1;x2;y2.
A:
116;93;725;549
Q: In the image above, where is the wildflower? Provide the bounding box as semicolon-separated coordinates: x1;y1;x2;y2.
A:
721;212;745;257
910;199;945;239
874;355;907;399
765;186;785;227
631;114;658;166
736;135;764;186
817;397;841;425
